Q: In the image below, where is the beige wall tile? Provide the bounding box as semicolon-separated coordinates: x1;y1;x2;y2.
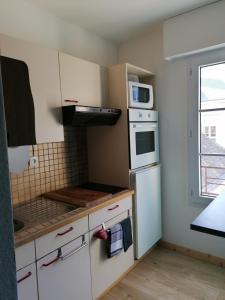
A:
10;128;88;205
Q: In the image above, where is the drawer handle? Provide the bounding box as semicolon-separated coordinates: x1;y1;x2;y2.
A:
61;235;87;261
64;99;79;103
41;256;60;267
56;226;74;237
17;271;32;283
41;248;62;268
108;204;119;211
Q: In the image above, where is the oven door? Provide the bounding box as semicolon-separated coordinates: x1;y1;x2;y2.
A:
129;122;159;169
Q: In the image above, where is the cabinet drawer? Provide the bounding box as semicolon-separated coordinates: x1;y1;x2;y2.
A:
89;196;132;230
35;216;88;259
17;263;38;300
15;241;35;271
90;210;134;299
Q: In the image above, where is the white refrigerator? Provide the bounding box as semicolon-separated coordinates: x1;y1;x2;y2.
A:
131;164;162;259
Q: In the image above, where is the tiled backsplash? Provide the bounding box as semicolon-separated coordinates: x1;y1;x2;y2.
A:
10;128;88;205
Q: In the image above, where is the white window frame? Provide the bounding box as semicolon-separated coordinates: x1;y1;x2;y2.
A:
188;48;225;205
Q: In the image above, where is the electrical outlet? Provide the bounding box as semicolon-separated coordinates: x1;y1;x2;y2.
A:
29;156;39;168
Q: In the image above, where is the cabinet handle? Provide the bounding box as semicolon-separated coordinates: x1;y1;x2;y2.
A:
61;236;87;261
108;204;119;211
56;226;74;237
64;99;79;103
41;256;60;267
17;271;32;283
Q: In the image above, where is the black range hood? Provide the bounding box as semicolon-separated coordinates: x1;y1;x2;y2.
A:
62;105;122;127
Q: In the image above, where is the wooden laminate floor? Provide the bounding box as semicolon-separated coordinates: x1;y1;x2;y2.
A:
101;246;225;300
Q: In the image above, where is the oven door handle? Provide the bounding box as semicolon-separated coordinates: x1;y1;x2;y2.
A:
133;124;157;129
61;235;87;261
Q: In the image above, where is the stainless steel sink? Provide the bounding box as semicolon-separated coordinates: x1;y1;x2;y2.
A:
13;197;80;229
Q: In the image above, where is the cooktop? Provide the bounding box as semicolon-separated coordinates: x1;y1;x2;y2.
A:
79;182;126;195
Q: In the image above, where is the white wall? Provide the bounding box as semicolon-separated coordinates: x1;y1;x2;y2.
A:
119;24;225;259
164;0;225;60
0;0;118;66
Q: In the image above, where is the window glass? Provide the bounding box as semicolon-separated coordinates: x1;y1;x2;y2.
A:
200;155;225;197
199;62;225;197
200;63;225;110
138;87;150;103
136;131;155;155
132;87;149;103
200;111;225;153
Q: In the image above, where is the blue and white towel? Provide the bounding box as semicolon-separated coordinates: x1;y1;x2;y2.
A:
107;223;123;258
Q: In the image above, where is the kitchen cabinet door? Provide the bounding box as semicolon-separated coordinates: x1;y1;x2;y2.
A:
0;34;64;143
17;263;38;300
59;52;103;107
90;210;134;299
37;233;92;300
15;241;35;271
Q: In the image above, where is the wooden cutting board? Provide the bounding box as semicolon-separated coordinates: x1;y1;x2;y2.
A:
43;187;112;208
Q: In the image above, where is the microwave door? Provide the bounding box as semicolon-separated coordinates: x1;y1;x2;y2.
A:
129;123;159;169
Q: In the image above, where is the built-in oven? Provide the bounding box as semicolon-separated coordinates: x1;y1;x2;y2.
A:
129;108;159;170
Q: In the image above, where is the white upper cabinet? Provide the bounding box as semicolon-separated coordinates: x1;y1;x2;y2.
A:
59;52;104;107
0;34;64;143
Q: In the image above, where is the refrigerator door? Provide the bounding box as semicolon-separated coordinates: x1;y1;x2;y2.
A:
133;164;162;259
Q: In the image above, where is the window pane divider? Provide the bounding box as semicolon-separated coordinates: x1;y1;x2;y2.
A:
199;107;225;113
199;153;225;157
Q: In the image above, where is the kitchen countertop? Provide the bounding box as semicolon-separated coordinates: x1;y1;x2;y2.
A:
14;189;134;248
191;191;225;238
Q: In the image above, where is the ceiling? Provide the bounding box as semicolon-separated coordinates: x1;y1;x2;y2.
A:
28;0;218;43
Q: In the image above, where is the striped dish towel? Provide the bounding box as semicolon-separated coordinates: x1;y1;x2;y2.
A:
107;223;123;258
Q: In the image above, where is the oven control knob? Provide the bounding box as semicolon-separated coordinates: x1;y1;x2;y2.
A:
148;113;151;118
133;124;136;128
139;113;142;118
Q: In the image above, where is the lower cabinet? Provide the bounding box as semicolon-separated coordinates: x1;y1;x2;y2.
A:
37;233;92;300
17;263;38;300
15;195;134;300
90;210;134;299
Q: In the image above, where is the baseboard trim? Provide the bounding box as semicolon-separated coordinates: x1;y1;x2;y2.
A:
160;240;225;268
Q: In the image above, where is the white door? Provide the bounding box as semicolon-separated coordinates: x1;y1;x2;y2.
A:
17;263;38;300
37;233;92;300
133;165;162;258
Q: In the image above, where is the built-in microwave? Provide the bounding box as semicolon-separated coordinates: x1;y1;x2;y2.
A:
129;109;159;170
128;81;154;109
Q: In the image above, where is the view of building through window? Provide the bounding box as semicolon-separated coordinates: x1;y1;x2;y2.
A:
200;62;225;197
